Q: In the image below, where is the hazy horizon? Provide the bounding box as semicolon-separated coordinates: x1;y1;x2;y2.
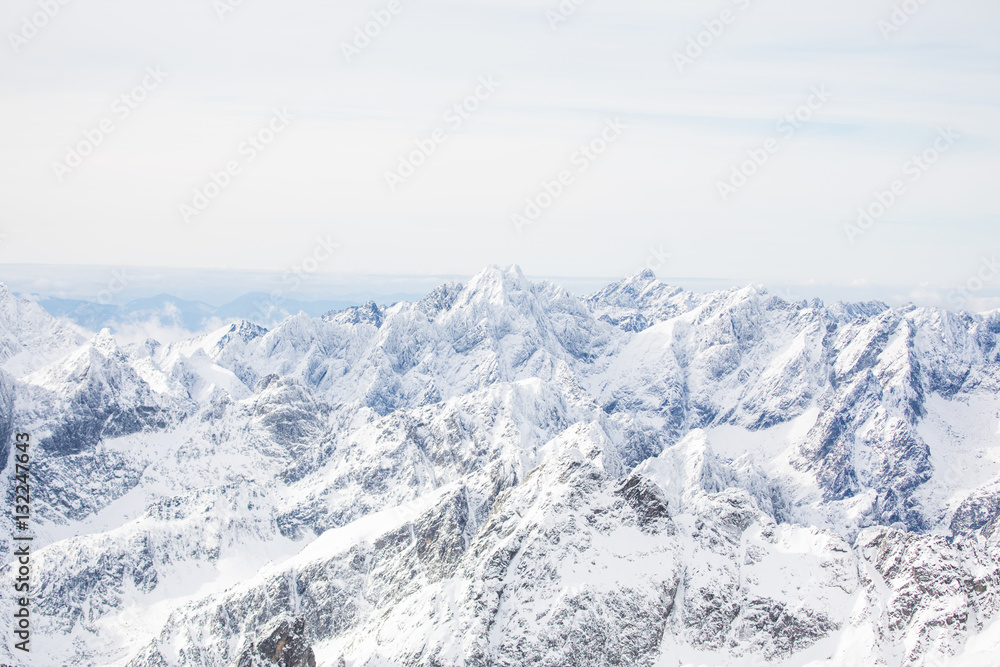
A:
2;262;998;315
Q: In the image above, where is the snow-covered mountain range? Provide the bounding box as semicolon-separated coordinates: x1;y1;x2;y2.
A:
1;266;999;666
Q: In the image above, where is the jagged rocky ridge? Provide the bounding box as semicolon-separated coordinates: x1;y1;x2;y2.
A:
0;266;999;666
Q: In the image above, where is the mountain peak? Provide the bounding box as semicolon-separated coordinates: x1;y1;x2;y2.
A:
325;300;384;327
91;328;121;356
0;284;87;376
586;269;685;316
472;264;527;285
459;264;532;306
215;319;268;349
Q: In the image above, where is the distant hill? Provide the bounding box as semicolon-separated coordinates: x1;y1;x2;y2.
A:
32;292;360;332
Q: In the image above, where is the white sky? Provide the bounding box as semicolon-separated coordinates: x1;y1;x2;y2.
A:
0;0;998;306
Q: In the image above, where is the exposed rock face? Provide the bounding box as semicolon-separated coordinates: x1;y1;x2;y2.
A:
852;528;1000;665
950;480;1000;539
0;267;999;666
0;369;14;468
234;617;316;667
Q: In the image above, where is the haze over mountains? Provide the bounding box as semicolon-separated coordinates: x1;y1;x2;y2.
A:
32;292;360;333
1;265;999;666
